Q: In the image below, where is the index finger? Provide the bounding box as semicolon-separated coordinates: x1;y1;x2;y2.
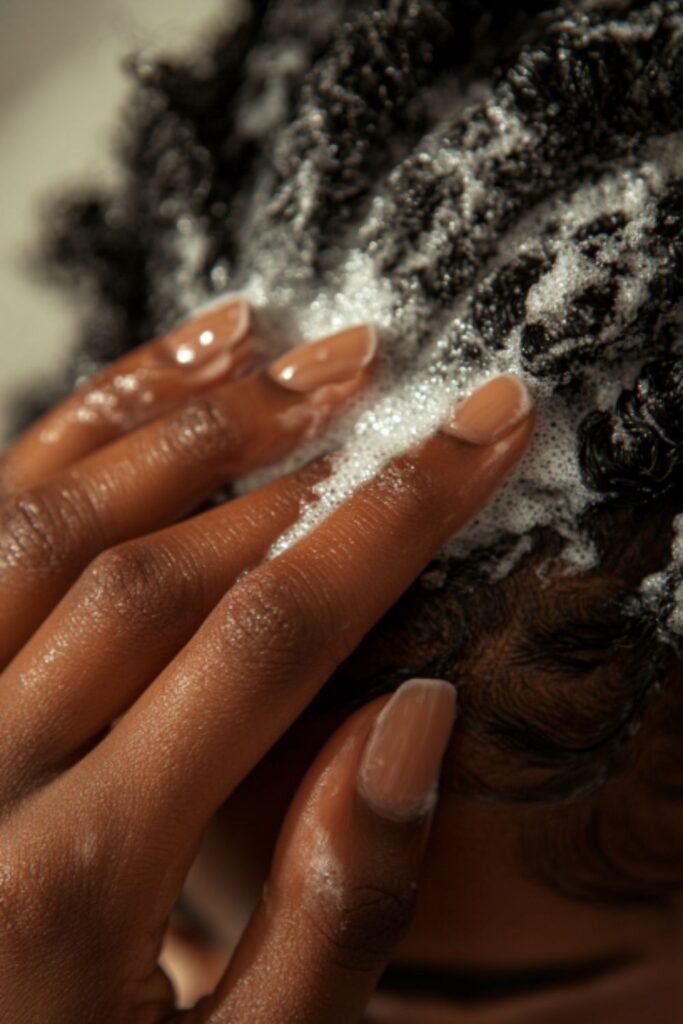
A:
83;386;534;857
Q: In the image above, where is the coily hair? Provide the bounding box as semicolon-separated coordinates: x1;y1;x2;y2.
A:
14;0;683;901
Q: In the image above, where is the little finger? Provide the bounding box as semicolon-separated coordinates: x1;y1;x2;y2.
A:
1;297;254;493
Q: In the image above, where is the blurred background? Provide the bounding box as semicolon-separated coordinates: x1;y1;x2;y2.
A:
0;0;233;442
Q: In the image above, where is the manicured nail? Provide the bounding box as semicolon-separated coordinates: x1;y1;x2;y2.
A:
444;374;531;446
357;679;456;822
267;324;377;393
159;297;251;377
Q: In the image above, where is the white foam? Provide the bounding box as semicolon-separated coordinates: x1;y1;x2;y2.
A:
306;822;347;907
642;514;683;645
226;133;682;577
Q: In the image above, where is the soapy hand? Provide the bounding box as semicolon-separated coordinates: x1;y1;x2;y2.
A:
0;299;533;1024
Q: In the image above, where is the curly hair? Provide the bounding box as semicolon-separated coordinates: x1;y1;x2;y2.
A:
13;0;683;902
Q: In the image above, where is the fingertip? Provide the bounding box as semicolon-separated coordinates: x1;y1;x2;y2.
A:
266;322;378;393
157;295;252;376
357;678;457;823
442;374;533;447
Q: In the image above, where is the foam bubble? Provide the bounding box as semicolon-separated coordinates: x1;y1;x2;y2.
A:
232;133;681;575
642;514;683;648
133;0;681;586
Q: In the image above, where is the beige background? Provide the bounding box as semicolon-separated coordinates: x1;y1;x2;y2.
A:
0;0;233;441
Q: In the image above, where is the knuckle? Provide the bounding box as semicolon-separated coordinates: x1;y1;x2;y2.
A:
79;542;195;630
0;830;119;1019
307;882;417;973
161;393;248;469
0;812;121;960
0;845;32;939
0;856;42;955
0;836;72;950
218;565;335;681
0;486;90;576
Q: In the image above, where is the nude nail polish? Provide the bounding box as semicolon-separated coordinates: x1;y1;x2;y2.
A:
357;679;456;822
159;296;251;375
444;374;531;446
267;324;377;393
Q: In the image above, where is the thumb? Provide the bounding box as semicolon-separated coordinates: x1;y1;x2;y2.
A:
199;678;456;1024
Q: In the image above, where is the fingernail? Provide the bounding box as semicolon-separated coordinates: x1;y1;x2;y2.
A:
358;679;456;822
444;374;531;446
267;324;377;393
159;296;251;378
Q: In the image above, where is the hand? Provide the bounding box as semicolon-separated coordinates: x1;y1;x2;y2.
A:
0;299;533;1023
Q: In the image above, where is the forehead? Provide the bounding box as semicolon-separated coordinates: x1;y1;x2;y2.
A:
397;789;683;973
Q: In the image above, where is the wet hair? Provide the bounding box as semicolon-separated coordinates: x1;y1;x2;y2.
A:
14;0;683;902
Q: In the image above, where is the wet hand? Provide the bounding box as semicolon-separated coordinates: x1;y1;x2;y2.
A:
0;301;533;1023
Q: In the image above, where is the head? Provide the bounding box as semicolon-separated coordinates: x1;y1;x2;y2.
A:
17;0;683;1018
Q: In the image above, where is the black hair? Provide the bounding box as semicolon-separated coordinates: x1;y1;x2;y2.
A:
13;0;683;903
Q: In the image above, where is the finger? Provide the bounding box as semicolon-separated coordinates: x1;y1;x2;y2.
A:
89;381;533;856
0;459;329;798
1;297;254;494
0;324;375;667
204;679;456;1024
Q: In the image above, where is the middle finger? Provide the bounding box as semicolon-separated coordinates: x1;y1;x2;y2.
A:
0;460;328;796
85;398;534;862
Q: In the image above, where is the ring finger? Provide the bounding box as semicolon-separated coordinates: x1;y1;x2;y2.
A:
82;390;534;868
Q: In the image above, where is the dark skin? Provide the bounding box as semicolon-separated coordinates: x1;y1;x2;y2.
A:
0;300;533;1023
167;648;683;1023
5;299;679;1021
